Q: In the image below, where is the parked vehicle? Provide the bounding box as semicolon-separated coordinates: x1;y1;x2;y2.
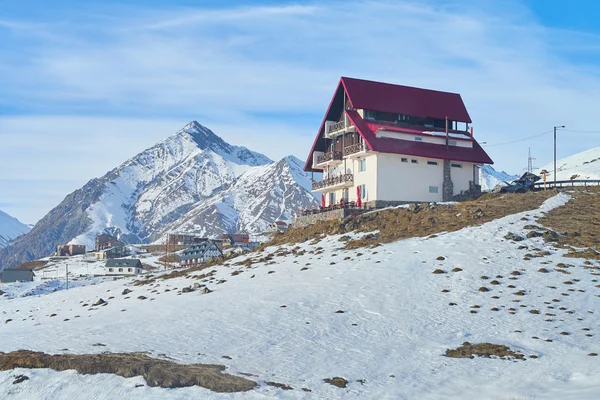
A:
499;180;529;193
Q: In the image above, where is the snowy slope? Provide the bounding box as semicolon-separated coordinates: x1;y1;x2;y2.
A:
0;122;319;269
478;165;518;192
0;210;30;249
535;147;600;181
1;193;600;399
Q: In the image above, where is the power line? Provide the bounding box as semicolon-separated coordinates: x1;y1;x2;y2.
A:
481;130;553;147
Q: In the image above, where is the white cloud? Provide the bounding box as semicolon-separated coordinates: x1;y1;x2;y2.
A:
2;0;600;222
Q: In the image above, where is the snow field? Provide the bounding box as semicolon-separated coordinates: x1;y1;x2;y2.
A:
1;193;599;399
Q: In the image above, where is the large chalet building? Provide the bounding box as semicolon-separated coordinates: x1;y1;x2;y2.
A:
304;77;493;207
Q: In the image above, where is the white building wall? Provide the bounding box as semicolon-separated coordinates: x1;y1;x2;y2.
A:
351;154;377;203
376;153;444;202
448;161;478;194
319;153;479;206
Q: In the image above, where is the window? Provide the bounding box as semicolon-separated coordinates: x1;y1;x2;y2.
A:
411;159;418;164
360;184;367;199
427;161;438;166
414;137;423;142
109;268;113;272
451;163;463;168
128;268;132;272
401;158;408;163
448;140;457;146
359;159;367;172
118;268;123;272
429;186;439;193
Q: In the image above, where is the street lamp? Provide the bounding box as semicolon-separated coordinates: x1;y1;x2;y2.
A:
554;125;565;187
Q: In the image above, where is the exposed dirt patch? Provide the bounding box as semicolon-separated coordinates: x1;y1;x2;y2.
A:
444;342;525;360
266;381;294;390
0;350;256;392
323;377;349;388
265;191;555;250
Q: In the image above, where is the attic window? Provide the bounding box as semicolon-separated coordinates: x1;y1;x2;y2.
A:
427;161;438;166
401;158;408;163
414;137;423;142
411;159;418;164
451;163;463;168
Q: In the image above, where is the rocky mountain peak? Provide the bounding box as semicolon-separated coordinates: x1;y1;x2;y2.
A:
0;122;317;269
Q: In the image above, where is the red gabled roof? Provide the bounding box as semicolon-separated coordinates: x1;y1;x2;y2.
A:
303;77;485;171
345;110;493;164
341;77;472;123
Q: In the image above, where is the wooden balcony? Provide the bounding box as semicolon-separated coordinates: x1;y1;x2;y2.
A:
324;120;355;138
311;173;354;191
343;142;365;157
315;150;342;166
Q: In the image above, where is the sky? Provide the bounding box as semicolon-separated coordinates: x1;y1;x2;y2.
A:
2;0;600;224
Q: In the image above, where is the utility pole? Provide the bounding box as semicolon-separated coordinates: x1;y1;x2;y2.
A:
554;125;565;188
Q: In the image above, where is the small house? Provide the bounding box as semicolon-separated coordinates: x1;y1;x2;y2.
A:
0;268;35;283
95;241;126;260
104;259;143;276
221;233;250;247
269;221;289;233
95;233;119;251
56;244;86;257
180;241;223;267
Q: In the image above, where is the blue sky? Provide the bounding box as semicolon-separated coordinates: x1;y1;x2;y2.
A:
2;0;600;223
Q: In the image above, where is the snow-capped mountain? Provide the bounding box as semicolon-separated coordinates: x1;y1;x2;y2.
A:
478;164;518;192
162;155;317;240
0;210;30;249
535;147;600;181
0;122;318;269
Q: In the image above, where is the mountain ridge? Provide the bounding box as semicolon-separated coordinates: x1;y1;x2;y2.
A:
0;210;31;249
0;122;318;269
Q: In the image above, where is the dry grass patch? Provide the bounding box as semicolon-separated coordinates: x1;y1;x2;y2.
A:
538;189;600;259
444;342;525;360
265;191;555;250
0;350;256;392
14;260;48;270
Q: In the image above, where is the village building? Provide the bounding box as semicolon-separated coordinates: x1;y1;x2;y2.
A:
179;241;223;267
221;233;250;247
95;234;119;251
104;259;143;276
0;268;35;283
304;77;493;209
56;244;86;257
95;241;127;260
166;233;209;246
269;221;289;233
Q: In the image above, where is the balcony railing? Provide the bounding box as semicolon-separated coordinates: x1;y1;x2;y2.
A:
312;173;354;191
316;151;342;165
326;120;345;135
343;143;364;156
